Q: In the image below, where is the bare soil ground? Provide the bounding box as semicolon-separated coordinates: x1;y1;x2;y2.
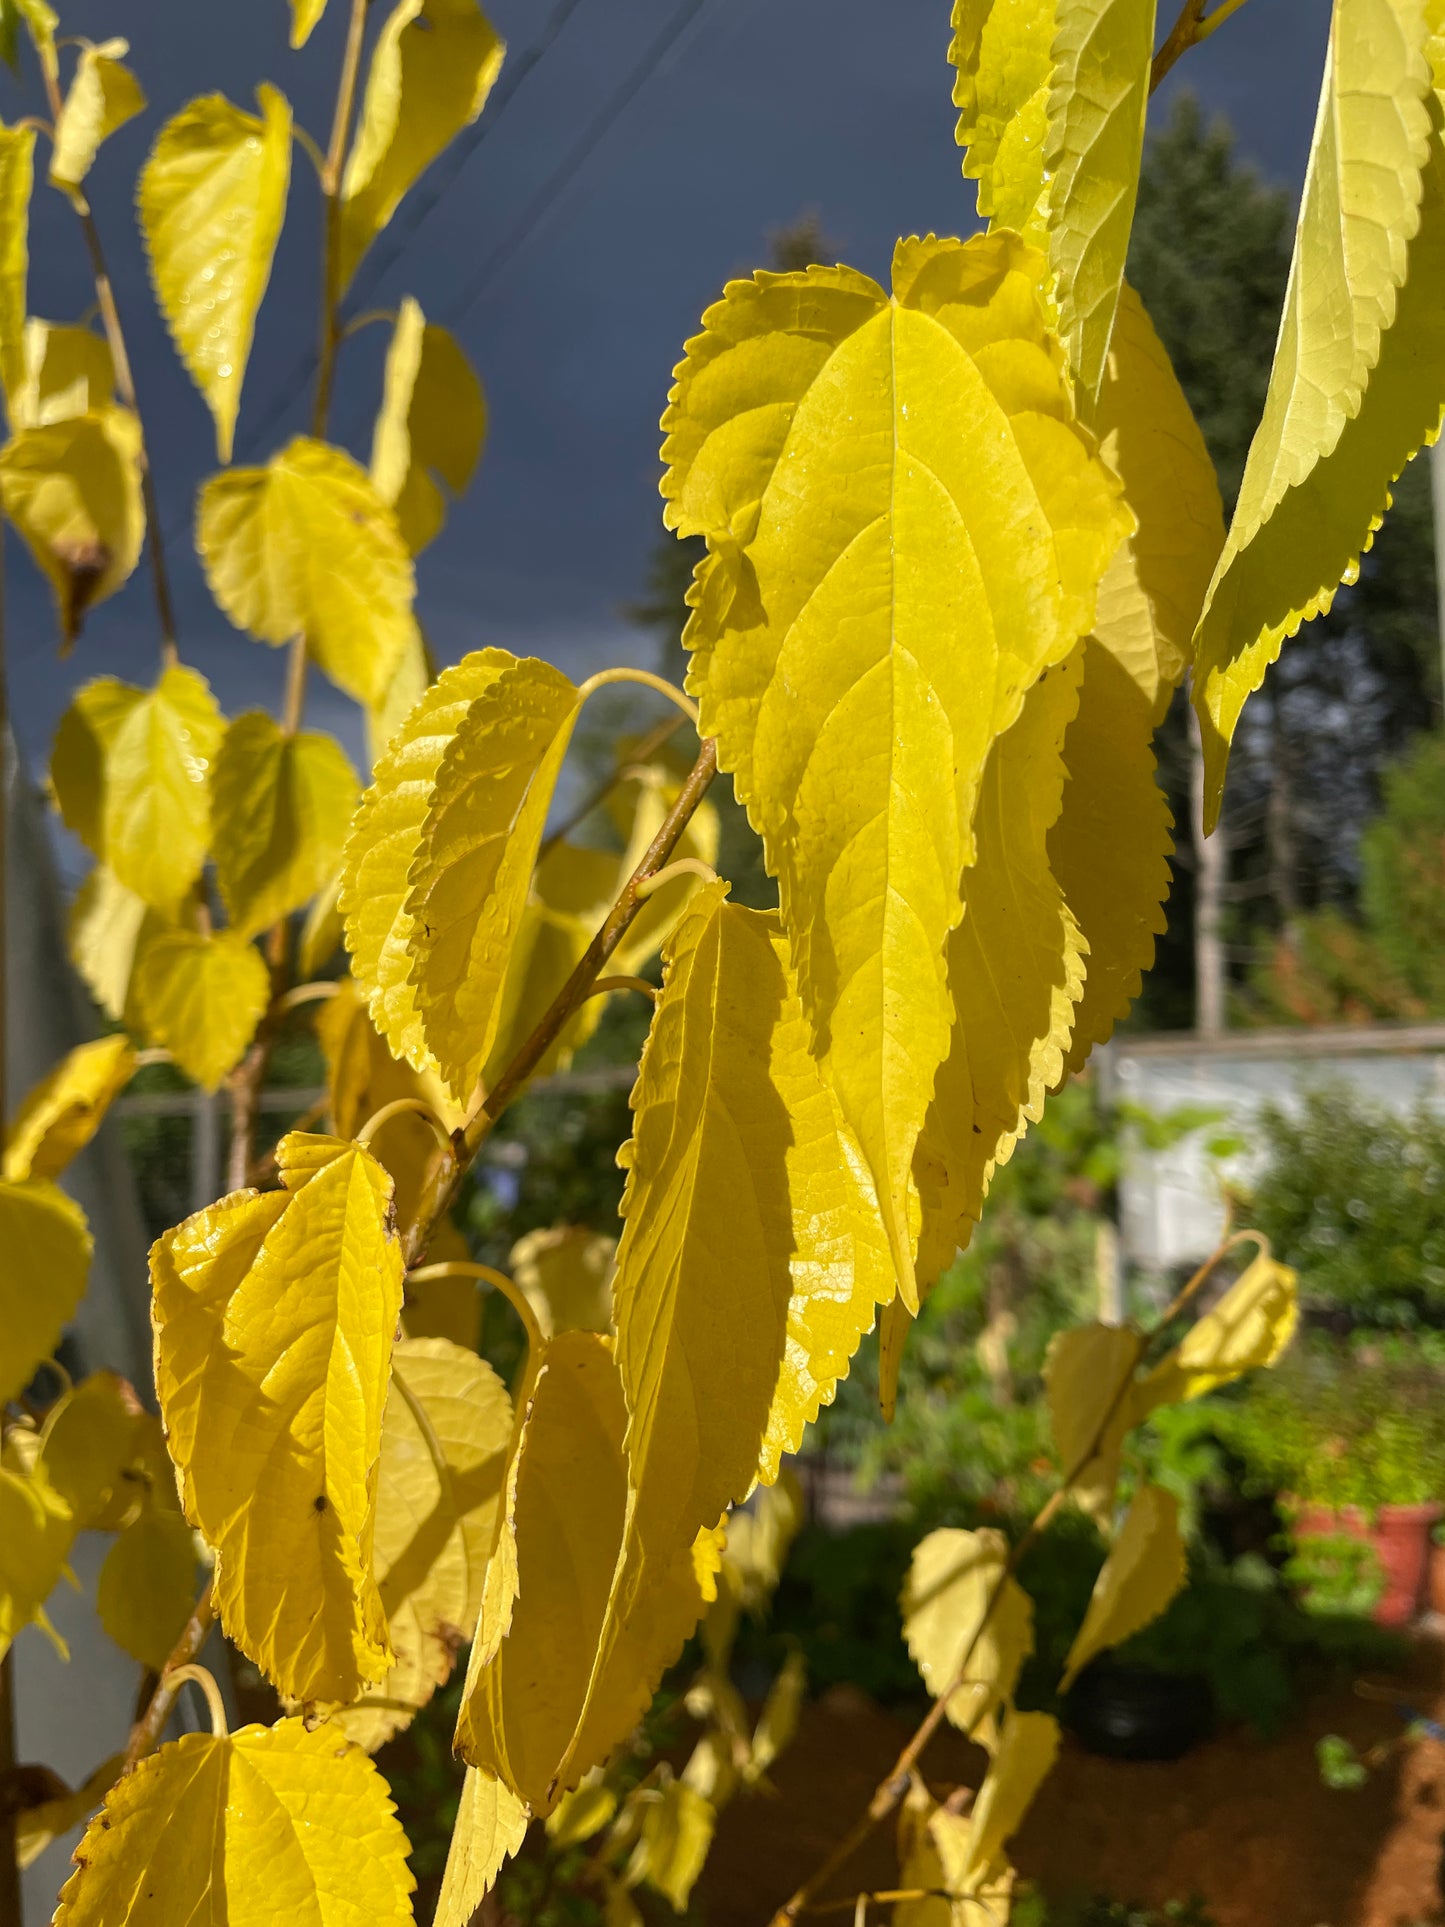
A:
702;1645;1445;1927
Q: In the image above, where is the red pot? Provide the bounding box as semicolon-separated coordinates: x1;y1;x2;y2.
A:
1292;1502;1443;1627
1429;1541;1445;1617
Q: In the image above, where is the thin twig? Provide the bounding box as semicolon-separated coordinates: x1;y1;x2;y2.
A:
1150;0;1251;90
38;68;178;665
312;0;371;439
123;1581;216;1771
399;737;719;1268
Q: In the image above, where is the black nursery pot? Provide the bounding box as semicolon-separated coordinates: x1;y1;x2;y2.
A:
1063;1658;1215;1761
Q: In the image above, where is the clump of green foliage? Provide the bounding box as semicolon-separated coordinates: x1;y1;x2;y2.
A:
1245;1083;1445;1324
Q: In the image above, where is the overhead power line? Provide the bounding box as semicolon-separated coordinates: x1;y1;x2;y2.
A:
232;0;592;465
442;0;715;326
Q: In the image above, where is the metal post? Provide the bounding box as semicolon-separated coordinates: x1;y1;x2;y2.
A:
191;1090;222;1217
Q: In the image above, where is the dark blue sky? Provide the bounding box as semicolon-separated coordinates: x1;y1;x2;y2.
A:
5;0;1328;772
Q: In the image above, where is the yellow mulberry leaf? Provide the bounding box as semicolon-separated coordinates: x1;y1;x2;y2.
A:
17;1755;121;1873
747;1646;806;1784
49;38;146;194
949;0;1053;239
210;712;360;940
456;1334;720;1819
67;866;191;1030
895;1777;1016;1927
151;1134;405;1702
291;0;328;46
334;1336;512;1751
612;884;893;1549
10;319;113;429
912;655;1087;1293
298;869;346;979
1090;285;1224;703
510;1225;615;1341
546;1774;617;1848
58;665;222;911
471;839;615;1098
1044;1320;1144;1524
664;233;1128;1302
404;654;582;1102
607;764;721;979
53;1719;415;1926
197;436;416;706
38;1371;168;1531
366;616;432;769
1061;1482;1186;1689
313;977;459;1236
435;1766;531;1925
1193;4;1444;821
341;647;512;1075
9;0;57;84
0;1455;73;1659
0;1177;91;1403
4;1033;134;1181
401;1222;480;1348
340;0;504;292
0;122;34;409
96;1508;198;1671
626;1777;715;1912
133;929;269;1091
1135;1253;1298;1413
138;86;291;461
0;405;143;642
960;1710;1059;1892
902;1527;1034;1747
371;295;487;553
1044;0;1156;404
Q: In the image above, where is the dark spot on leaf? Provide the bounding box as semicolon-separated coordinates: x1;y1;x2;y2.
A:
313;1494;327;1513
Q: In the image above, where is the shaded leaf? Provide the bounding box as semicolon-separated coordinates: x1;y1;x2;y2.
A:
139;86;291;460
50;38;146;193
0;1177;91;1403
67;867;190;1030
335;1337;511;1750
198;436;416;705
664;232;1128;1301
913;654;1087;1290
211;711;360;939
0;406;143;642
371;296;486;553
17;1755;121;1873
1044;1321;1144;1523
133;929;269;1091
510;1224;614;1340
96;1509;198;1671
151;1133;404;1700
1061;1482;1186;1688
4;1033;134;1181
0;1455;73;1659
38;1371;167;1531
53;1720;415;1926
340;0;504;291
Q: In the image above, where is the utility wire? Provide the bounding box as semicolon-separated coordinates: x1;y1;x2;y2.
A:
442;0;714;326
230;0;592;465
